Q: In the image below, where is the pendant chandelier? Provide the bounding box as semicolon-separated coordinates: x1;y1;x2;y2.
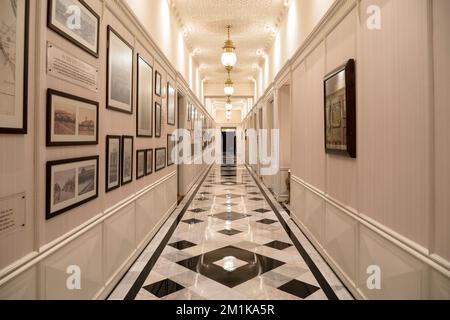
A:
225;96;233;111
221;25;237;70
224;70;234;96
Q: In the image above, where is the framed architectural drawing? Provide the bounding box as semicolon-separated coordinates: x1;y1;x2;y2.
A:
136;150;145;180
137;54;153;137
46;156;99;220
155;70;161;97
324;59;356;158
47;0;100;57
106;135;121;192
107;26;133;114
155;148;166;172
121;135;133;185
145;149;153;175
167;82;175;126
46;89;98;146
167;134;175;166
155;102;161;138
0;0;29;134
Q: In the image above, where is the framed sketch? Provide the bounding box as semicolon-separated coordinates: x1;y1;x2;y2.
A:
145;149;153;175
137;54;153;137
155;71;161;97
155;148;166;172
46;156;99;220
324;59;356;158
46;89;98;146
155;102;161;138
167;82;175;126
167;134;175;166
47;0;100;57
107;26;133;114
136;150;145;180
106;135;121;192
121;136;133;185
0;0;29;134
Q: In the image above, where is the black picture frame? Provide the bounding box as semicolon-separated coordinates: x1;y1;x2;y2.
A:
106;135;121;193
106;25;134;114
136;150;146;180
136;54;153;138
155;148;166;172
46;89;99;146
167;82;176;126
121;135;134;185
145;149;153;176
167;134;175;167
155;71;162;97
0;0;29;134
47;0;100;58
324;59;356;159
155;102;162;138
46;156;99;220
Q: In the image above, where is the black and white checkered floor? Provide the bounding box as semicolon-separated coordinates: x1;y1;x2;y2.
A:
110;164;353;300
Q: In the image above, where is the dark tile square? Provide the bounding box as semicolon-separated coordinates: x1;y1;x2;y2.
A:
143;279;184;298
257;219;278;225
249;197;265;201
278;280;320;299
248;192;261;195
182;218;204;225
253;208;272;213
264;240;293;250
189;208;207;213
218;229;243;236
169;240;197;250
213;212;250;222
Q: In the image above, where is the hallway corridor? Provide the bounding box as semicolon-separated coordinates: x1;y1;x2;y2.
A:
110;164;353;300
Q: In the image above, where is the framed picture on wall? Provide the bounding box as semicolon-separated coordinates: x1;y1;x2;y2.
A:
155;148;166;172
145;149;153;175
46;156;99;220
107;26;133;114
46;89;99;146
106;135;121;192
121;136;134;185
136;54;153;137
0;0;29;134
167;82;176;126
324;59;356;158
167;134;175;166
155;102;162;138
47;0;100;57
136;150;145;180
155;71;162;97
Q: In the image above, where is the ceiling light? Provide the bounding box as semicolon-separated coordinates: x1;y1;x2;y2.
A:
224;71;234;96
221;25;237;70
256;48;265;56
225;96;233;111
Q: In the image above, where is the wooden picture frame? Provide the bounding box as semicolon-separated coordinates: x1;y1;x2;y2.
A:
145;149;153;175
106;135;121;193
155;148;166;172
155;70;162;97
121;135;134;185
155;102;162;138
106;25;133;114
136;54;153;137
167;82;176;126
46;89;99;146
0;0;29;134
136;149;146;180
324;59;356;158
47;0;100;58
167;134;175;166
46;156;99;220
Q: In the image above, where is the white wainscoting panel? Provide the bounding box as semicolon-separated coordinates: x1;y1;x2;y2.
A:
0;267;37;300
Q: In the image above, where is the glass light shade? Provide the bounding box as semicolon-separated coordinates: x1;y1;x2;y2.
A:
221;51;237;68
226;110;232;116
224;85;234;96
225;103;232;111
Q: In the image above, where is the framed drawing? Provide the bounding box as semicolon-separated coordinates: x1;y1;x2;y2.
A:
136;150;145;180
155;148;166;172
145;149;153;175
106;135;121;192
155;71;161;97
167;134;175;166
47;0;100;57
46;156;99;220
167;82;175;126
155;102;161;138
121;135;133;185
107;26;133;114
46;89;98;146
137;54;153;137
324;59;356;158
0;0;29;134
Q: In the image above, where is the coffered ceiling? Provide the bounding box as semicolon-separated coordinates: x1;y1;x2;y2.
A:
169;0;289;84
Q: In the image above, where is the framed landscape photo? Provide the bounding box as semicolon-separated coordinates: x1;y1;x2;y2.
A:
47;0;100;57
121;136;133;185
167;134;175;166
136;150;145;180
107;26;133;114
324;59;356;158
155;102;162;138
145;149;153;175
155;71;161;97
46;156;99;220
137;54;153;137
46;89;98;146
106;135;121;192
167;82;175;126
155;148;166;172
0;0;29;134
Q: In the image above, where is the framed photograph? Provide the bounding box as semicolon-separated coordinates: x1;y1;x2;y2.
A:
187;103;191;122
167;134;175;166
155;148;166;172
46;156;99;220
137;54;153;137
107;26;133;114
47;0;100;57
167;82;175;126
46;89;98;146
121;136;133;185
155;102;162;138
155;71;161;97
106;135;121;193
145;149;153;175
324;59;356;158
136;150;145;180
0;0;29;134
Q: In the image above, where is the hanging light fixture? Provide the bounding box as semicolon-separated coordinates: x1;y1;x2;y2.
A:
221;25;237;70
224;70;234;96
225;96;233;111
